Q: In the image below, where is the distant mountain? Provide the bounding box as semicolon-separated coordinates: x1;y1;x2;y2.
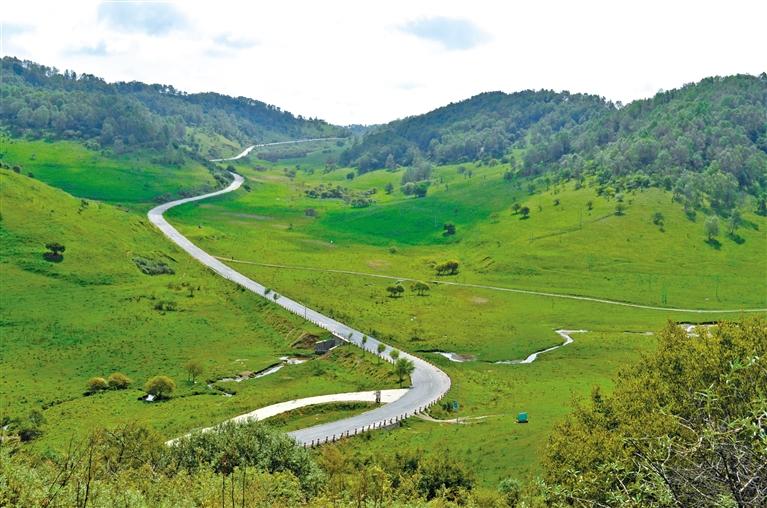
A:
340;90;609;171
342;75;767;204
0;57;347;159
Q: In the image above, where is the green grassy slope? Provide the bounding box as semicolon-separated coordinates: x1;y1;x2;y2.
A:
0;170;395;450
0;137;216;203
164;154;765;482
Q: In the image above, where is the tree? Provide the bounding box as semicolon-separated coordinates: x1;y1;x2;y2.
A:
361;335;368;349
394;357;414;386
756;194;767;216
704;215;720;241
436;260;460;275
386;283;405;298
346;171;355;180
652;211;665;227
385;153;396;170
107;372;132;390
185;360;203;383
443;223;456;236
586;200;593;211
144;375;176;399
498;477;522;507
728;210;742;235
376;343;386;363
43;242;66;262
384;182;394;194
412;281;430;296
390;349;400;361
519;206;530;219
511;203;521;214
614;202;626;215
86;377;109;393
543;318;767;507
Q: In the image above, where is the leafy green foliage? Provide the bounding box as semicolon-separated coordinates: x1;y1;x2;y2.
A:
543;318;767;507
343;74;767;213
1;57;345;159
342;90;607;171
144;375;176;399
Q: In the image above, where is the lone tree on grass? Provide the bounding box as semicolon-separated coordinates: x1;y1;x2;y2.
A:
386;283;405;298
443;223;456;236
519;206;530;219
376;343;386;363
43;242;66;262
144;376;176;400
389;349;400;361
705;216;720;242
728;210;741;235
394;358;415;386
614;202;626;216
185;360;203;383
411;281;430;296
511;203;521;214
107;372;132;390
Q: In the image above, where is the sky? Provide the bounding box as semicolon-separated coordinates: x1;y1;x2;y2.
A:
2;0;766;125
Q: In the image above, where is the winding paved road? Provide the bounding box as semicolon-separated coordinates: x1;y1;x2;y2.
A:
149;164;451;446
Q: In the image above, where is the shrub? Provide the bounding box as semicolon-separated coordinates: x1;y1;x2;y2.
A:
168;421;325;495
86;377;109;393
133;256;175;275
107;372;132;390
144;375;176;399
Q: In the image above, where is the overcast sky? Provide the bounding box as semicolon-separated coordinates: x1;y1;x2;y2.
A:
2;1;765;125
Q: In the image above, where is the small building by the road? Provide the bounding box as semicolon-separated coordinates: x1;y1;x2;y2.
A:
315;337;342;355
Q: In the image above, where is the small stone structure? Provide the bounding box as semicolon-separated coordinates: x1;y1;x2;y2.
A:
314;337;342;354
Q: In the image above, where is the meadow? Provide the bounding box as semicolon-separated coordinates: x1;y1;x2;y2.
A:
2;137;764;485
0;136;215;204
163;147;766;482
0;169;396;452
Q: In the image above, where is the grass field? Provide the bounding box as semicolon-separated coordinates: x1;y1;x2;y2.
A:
0;136;215;204
0;169;396;452
162;150;765;483
2;138;764;485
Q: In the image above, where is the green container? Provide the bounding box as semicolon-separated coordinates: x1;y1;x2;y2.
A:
517;412;528;423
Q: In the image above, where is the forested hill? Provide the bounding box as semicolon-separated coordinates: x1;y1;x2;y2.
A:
0;57;346;159
342;74;767;199
340;90;610;171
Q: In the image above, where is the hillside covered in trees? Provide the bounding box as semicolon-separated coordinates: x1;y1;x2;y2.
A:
0;57;346;160
341;90;610;171
342;75;767;205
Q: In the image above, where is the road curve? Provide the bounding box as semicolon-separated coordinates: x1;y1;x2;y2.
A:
209;138;345;162
148;172;451;446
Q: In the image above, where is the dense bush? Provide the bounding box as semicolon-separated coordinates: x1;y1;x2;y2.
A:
144;375;176;399
543;317;767;507
133;256;175;275
107;372;132;390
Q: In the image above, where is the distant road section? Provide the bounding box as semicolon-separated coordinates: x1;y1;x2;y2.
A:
149;154;451;446
209;137;344;162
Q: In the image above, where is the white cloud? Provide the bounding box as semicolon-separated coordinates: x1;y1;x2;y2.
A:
1;0;765;125
400;17;489;50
